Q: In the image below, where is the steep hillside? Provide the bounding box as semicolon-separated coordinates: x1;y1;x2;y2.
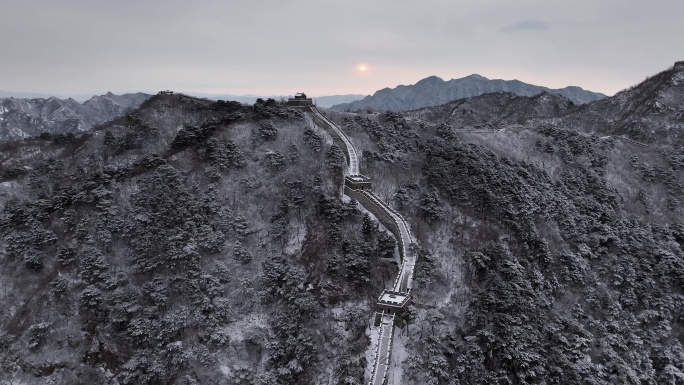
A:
406;91;577;129
0;96;398;384
332;74;605;112
317;104;684;384
0;92;151;140
558;61;684;149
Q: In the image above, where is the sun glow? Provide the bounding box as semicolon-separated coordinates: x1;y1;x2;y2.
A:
358;64;367;72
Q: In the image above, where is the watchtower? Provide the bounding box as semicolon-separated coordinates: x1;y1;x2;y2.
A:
376;290;410;315
287;92;313;106
344;175;372;191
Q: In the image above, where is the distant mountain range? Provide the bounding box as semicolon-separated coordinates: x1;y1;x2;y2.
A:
0;92;150;140
331;74;607;112
399;61;684;149
0;91;108;102
0;92;366;140
185;93;365;108
312;94;367;108
0;91;366;108
0;91;66;100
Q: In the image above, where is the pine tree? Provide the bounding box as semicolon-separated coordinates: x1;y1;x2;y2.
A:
361;213;374;240
233;241;252;264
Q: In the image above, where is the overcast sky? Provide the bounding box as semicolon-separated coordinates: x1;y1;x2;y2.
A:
1;0;682;97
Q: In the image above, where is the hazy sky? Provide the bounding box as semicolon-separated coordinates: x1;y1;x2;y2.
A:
1;0;682;97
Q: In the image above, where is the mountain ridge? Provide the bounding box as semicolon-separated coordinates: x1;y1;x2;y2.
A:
0;92;151;140
331;74;606;112
554;60;684;148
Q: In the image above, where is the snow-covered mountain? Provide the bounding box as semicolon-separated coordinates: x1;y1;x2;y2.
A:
0;92;151;140
331;74;606;112
397;61;684;149
406;90;576;129
1;62;683;385
557;60;684;148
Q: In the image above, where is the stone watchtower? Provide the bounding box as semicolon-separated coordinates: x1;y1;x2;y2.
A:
374;290;411;326
344;175;372;191
674;61;684;70
376;290;410;314
287;92;313;106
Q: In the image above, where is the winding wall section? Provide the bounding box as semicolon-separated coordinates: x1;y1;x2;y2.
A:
310;107;359;175
309;106;415;385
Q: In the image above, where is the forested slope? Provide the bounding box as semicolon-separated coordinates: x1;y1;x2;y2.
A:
328;93;684;384
0;96;398;384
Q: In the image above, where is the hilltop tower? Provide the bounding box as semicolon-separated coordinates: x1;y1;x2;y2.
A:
287;92;313;106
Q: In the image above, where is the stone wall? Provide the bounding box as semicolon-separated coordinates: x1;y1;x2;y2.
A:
311;111;351;165
345;187;405;262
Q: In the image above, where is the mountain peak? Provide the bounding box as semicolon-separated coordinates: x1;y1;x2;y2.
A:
465;74;488;81
415;75;444;85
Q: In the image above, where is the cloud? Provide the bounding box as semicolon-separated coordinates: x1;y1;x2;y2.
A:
499;19;552;33
1;1;683;96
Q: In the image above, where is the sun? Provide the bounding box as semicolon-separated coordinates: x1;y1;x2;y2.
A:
358;64;367;72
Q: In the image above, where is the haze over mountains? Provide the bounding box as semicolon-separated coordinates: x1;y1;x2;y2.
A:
332;74;607;112
0;91;78;100
186;93;366;108
0;91;151;103
0;91;365;108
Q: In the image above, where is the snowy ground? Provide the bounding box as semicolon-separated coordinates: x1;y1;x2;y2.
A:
284;219;306;255
364;315;381;382
385;326;407;385
226;312;269;343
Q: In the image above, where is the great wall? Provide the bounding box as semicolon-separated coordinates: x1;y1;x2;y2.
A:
309;106;415;385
